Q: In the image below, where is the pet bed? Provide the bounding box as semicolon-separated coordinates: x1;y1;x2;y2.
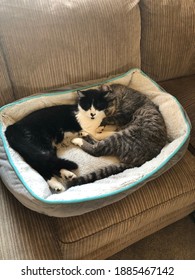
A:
0;69;191;217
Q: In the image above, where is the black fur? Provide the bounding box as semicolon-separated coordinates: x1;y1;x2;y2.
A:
69;84;167;187
5;105;81;182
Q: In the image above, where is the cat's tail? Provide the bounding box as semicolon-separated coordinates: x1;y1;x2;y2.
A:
67;163;131;188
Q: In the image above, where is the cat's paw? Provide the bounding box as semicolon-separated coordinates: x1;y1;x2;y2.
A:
78;130;89;137
71;138;84;147
47;177;65;192
60;169;77;181
95;126;105;134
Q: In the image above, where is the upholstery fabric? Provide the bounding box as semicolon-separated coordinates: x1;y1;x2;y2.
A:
140;0;195;81
1;150;194;260
108;215;195;260
0;0;141;100
159;75;195;149
0;180;60;260
0;0;195;260
0;48;14;106
54;151;195;259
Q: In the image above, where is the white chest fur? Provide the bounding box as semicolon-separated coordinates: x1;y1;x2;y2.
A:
75;105;116;141
76;108;105;136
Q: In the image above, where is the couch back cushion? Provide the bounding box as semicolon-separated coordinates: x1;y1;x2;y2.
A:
0;49;15;106
0;0;141;100
140;0;195;81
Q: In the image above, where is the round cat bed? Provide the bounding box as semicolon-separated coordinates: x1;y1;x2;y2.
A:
0;69;191;217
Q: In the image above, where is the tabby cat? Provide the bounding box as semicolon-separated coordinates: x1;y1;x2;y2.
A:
70;84;167;186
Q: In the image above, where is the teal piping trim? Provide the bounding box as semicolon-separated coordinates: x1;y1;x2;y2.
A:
0;68;136;113
0;68;191;204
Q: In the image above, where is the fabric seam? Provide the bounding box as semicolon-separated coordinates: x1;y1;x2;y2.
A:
56;188;195;245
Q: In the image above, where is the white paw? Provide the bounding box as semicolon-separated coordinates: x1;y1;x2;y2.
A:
47;177;65;192
78;130;89;137
60;169;77;181
71;138;84;147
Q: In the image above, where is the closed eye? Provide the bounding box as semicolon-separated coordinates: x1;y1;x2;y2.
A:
79;99;91;111
95;101;107;111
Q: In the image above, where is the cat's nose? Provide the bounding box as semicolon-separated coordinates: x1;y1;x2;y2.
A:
90;113;96;117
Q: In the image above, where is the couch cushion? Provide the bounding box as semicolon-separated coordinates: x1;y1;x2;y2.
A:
54;150;195;259
159;75;195;149
0;179;60;260
140;0;195;81
0;0;141;100
0;49;14;106
1;150;194;259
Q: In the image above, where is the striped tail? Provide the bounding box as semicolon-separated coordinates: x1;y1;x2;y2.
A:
67;163;130;188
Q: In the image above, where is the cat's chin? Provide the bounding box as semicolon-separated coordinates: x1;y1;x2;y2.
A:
86;115;96;120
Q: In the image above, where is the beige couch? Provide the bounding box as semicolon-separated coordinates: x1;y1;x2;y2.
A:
0;0;194;259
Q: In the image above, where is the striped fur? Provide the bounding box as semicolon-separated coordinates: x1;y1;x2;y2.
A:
69;84;167;187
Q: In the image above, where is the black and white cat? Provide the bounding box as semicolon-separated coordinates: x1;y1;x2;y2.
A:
5;89;111;191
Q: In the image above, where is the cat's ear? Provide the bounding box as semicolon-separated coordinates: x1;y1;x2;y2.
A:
101;84;112;92
77;90;85;98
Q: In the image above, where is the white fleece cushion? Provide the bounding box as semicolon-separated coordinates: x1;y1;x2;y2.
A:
0;69;191;217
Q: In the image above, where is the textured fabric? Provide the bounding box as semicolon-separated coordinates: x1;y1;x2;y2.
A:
0;181;61;260
0;0;195;261
0;150;194;260
96;206;195;260
139;0;195;81
108;216;195;260
54;151;195;259
0;69;190;217
0;48;14;106
159;75;195;149
0;0;141;100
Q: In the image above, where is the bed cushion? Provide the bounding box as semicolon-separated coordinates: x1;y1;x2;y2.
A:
0;69;191;217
